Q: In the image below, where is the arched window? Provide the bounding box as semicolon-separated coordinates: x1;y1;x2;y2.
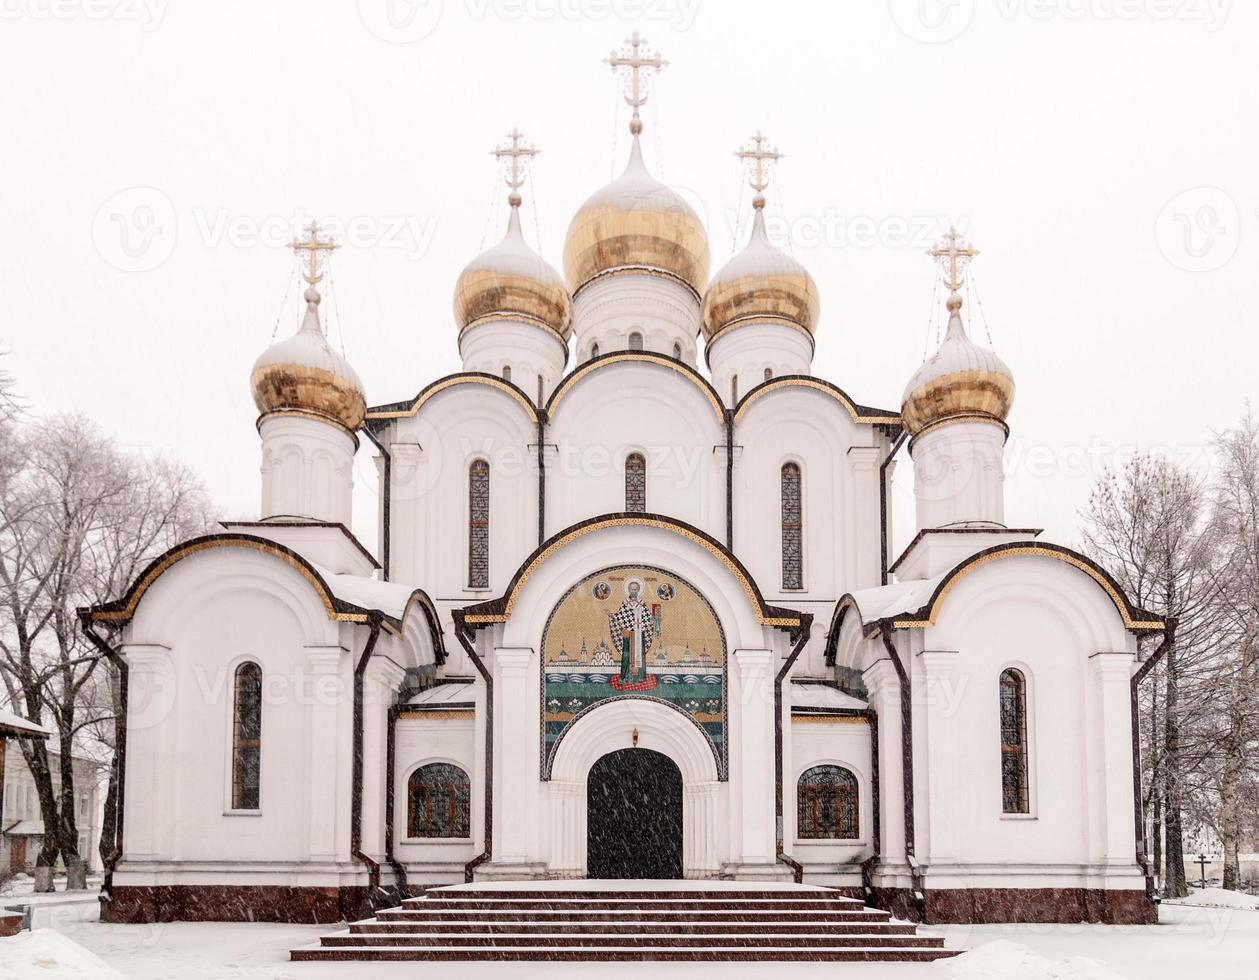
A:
625;452;646;513
1000;669;1030;813
590;342;600;360
628;331;643;351
468;460;490;588
781;462;803;590
764;367;773;382
501;364;511;382
536;374;545;406
672;342;682;360
798;765;859;839
731;375;739;405
407;763;471;838
231;662;262;810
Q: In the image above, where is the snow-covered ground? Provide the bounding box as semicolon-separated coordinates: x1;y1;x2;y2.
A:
1;893;1254;979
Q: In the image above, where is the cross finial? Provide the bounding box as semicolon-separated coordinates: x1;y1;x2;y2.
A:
605;31;667;134
290;219;338;286
735;130;783;207
492;128;540;207
928;227;979;292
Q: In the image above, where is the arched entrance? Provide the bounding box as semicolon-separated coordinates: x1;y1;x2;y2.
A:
586;748;683;879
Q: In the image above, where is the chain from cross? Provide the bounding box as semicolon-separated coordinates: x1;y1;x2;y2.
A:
492;127;539;194
605;31;667;122
928;227;979;292
735;130;783;195
290;219;338;286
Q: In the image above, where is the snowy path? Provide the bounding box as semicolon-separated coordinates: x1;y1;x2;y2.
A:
15;901;1256;979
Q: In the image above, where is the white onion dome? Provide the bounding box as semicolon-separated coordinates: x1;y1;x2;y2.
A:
454;202;572;342
250;287;366;432
701;200;819;342
563;135;710;298
901;293;1015;437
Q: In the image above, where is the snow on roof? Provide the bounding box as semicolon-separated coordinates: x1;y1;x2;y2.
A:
309;564;424;622
791;682;866;711
3;820;45;836
0;710;51;739
845;573;947;627
406;681;476;707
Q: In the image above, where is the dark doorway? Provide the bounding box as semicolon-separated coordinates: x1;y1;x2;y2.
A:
586;747;683;879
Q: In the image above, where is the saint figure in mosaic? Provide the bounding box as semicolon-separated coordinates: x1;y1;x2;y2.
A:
607;578;659;689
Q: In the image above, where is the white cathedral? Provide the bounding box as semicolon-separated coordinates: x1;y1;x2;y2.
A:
84;36;1167;929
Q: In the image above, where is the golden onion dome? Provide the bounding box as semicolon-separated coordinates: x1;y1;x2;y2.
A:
563;135;710;297
702;202;819;342
454;203;572;342
901;293;1015;437
250;287;366;432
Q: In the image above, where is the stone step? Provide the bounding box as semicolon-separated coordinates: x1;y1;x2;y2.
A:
320;932;946;949
291;944;959;962
423;889;854;902
376;907;893;923
405;897;867;911
349;919;921;936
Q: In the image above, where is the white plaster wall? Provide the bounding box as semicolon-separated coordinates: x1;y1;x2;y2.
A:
912;556;1141;883
259;415;357;527
393;715;479;880
571;274;702;366
707;323;813;407
910;420;1007;530
459;318;568;404
546;361;726;539
787;719;874;877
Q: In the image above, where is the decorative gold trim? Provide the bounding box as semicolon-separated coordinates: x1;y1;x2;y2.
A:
90;538;368;626
734;378;901;425
791;714;869;725
707;315;817;350
548;354;725;423
457;312;570;349
256;409;360;446
907;412;1009;450
889;546;1165;632
462;516;800;628
570;265;704;304
397;709;475;721
366;375;539;423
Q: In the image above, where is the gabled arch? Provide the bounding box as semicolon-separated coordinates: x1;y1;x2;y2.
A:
888;543;1165;634
458;513;803;632
365;372;540;426
734;374;902;427
546;351;726;424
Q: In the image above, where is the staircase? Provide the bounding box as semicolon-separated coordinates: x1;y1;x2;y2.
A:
291;882;958;962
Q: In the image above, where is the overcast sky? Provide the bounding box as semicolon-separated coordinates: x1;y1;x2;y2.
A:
1;1;1254;563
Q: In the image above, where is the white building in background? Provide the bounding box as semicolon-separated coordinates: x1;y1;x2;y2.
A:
84;36;1167;927
1;748;103;876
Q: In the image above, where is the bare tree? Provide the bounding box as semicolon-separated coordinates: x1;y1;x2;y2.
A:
1207;408;1259;890
0;413;212;891
1081;452;1219;898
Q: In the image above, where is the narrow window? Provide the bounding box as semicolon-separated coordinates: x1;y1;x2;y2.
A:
781;462;803;590
625;452;646;513
798;765;859;839
408;763;471;838
468;460;490;588
232;663;262;810
628;331;643;351
672;342;682;360
537;374;545;406
731;375;739;405
502;365;511;382
591;342;600;360
764;367;773;382
1000;669;1030;813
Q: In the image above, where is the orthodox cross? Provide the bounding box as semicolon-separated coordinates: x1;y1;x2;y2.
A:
492;127;539;200
735;130;783;200
928;227;979;292
290;219;337;286
605;31;667;128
